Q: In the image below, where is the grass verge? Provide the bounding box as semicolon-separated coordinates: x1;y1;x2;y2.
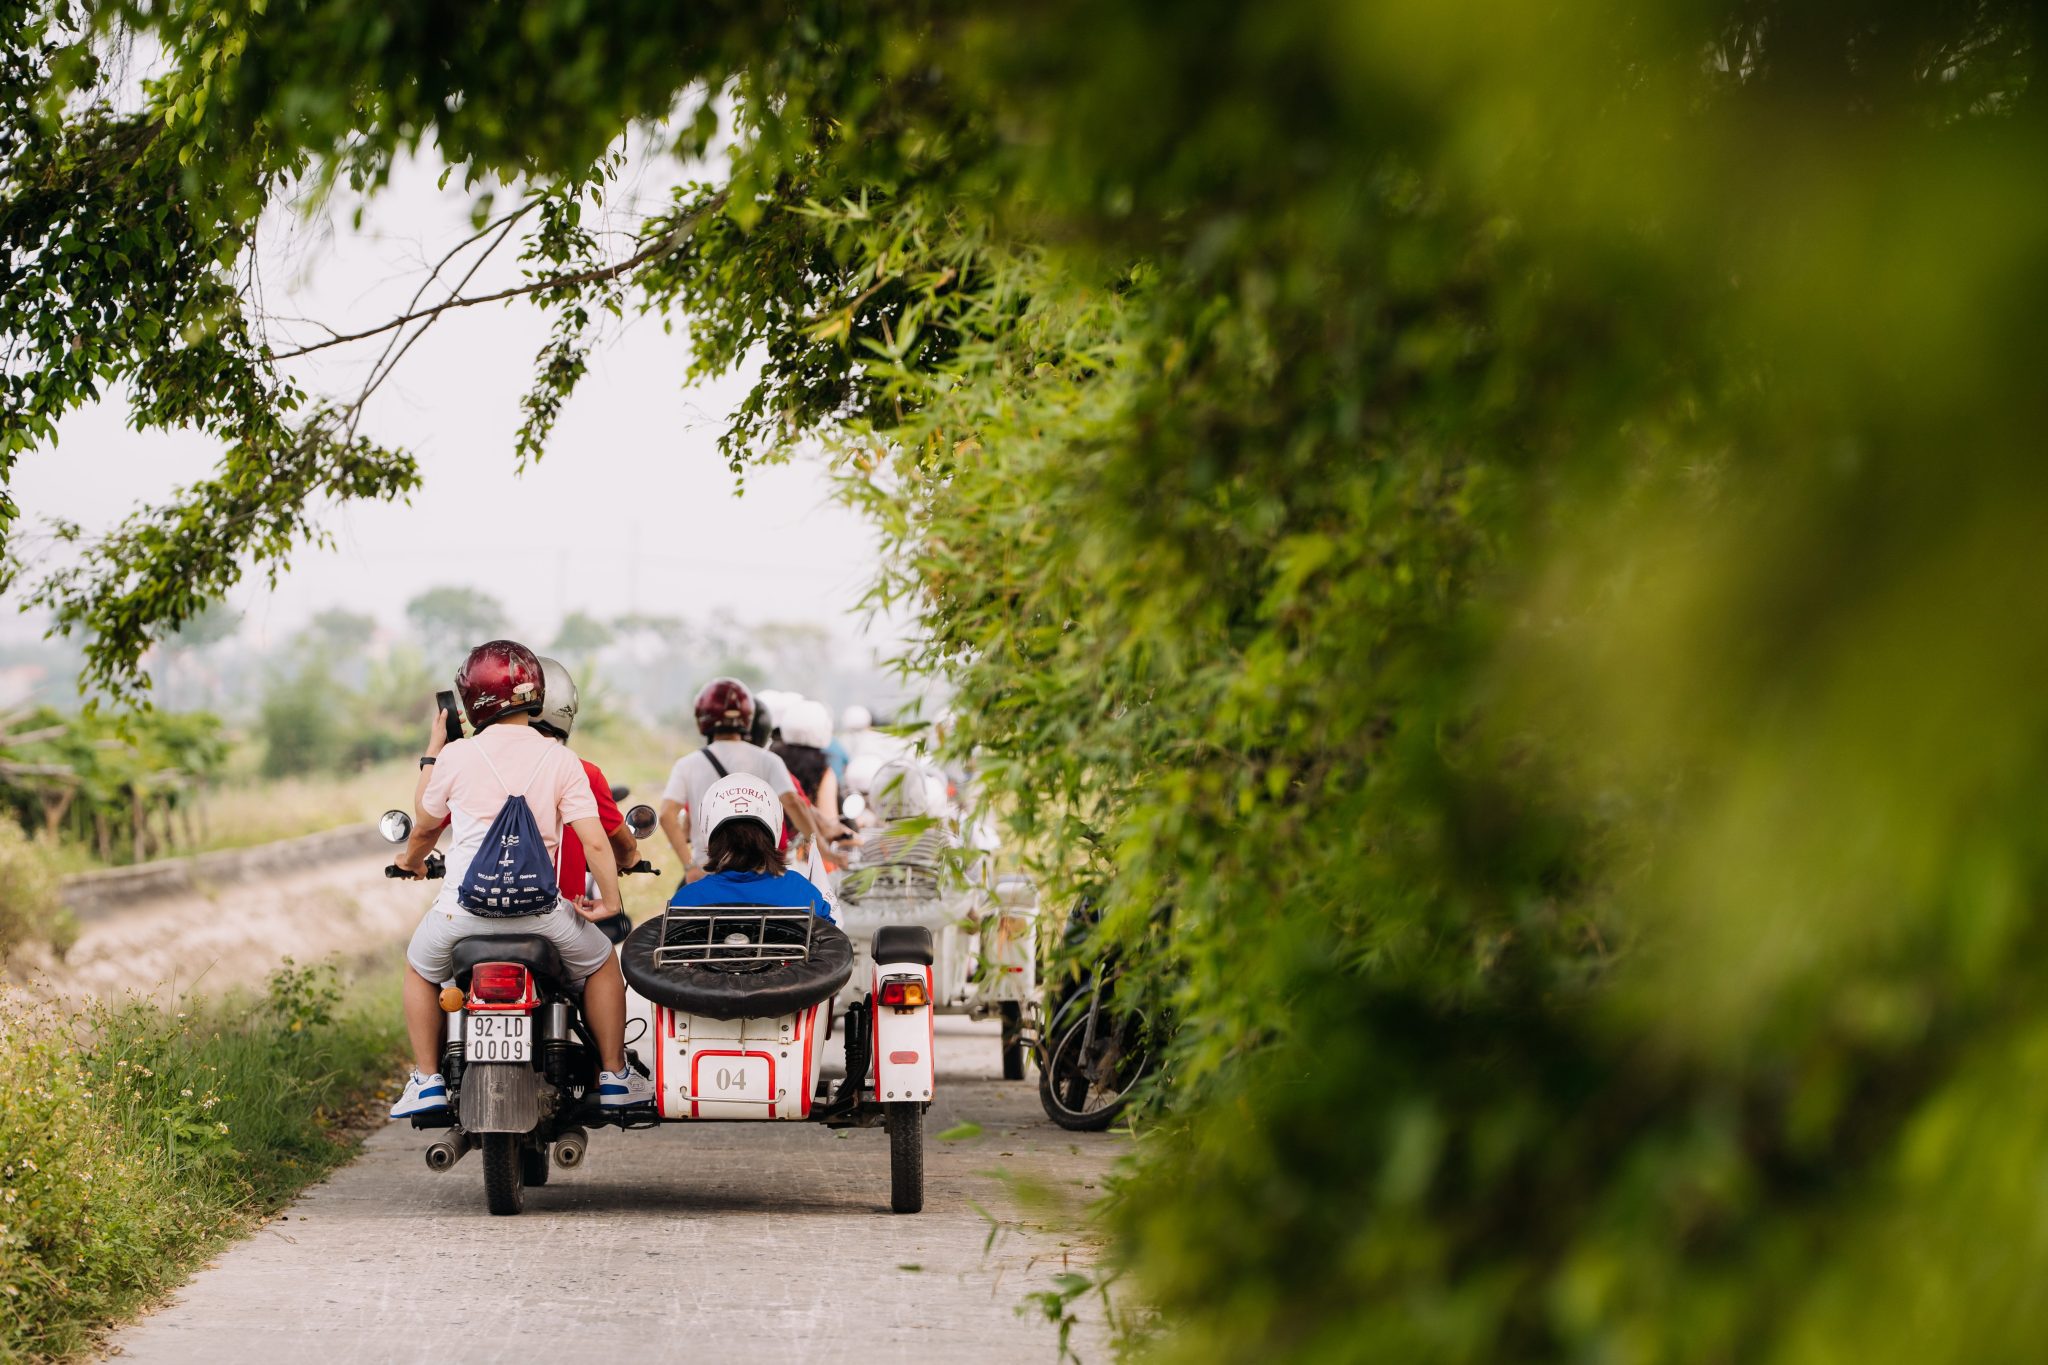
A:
0;958;402;1361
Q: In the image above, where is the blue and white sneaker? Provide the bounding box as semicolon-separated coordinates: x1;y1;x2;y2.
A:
389;1070;449;1118
598;1065;655;1109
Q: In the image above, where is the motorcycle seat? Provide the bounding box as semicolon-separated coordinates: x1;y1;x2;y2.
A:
873;924;935;966
449;934;567;989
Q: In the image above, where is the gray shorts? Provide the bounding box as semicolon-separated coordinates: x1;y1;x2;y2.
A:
405;893;614;985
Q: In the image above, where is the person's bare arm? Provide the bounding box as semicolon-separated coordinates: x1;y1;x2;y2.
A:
394;816;446;876
779;790;836;846
608;822;639;869
410;704;453;818
570;816;622;920
658;798;691;869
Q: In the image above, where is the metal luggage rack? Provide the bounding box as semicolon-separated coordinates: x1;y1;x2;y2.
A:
839;863;944;904
653;905;818;969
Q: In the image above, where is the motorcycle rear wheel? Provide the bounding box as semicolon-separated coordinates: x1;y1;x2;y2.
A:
481;1134;525;1215
887;1102;925;1214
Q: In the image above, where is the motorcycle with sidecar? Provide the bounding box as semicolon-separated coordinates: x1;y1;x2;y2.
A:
379;804;935;1216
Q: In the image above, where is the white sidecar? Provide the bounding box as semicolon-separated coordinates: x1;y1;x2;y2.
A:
616;901;937;1213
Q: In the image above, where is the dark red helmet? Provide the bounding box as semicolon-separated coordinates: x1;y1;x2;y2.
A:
694;677;755;738
457;641;545;730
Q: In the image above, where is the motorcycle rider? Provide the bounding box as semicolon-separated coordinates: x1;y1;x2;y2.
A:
773;699;841;819
666;774;834;919
533;655;638;941
389;640;654;1118
857;756;956;869
658;677;842;881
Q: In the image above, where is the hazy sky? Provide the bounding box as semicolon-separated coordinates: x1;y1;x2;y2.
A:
3;149;893;656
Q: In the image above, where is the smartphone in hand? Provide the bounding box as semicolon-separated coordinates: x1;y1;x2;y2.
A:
435;689;463;744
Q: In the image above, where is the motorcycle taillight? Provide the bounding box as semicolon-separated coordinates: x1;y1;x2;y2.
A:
878;975;929;1008
470;963;532;1006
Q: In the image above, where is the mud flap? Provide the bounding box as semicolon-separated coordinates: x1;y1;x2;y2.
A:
458;1063;546;1133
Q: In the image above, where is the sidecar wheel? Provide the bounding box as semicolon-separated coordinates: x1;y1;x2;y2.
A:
887;1103;924;1214
481;1134;525;1215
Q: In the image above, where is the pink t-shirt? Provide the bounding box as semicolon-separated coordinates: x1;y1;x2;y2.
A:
421;724;598;904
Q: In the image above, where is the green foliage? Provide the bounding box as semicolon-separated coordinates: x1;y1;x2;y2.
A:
550;610;613;656
0;816;55;959
1;706;226;869
0;964;401;1360
5;1;2048;1360
403;585;507;664
256;667;338;779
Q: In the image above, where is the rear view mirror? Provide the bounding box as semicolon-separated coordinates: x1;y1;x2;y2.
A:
842;793;867;820
610;783;630;802
625;803;658;838
379;809;414;843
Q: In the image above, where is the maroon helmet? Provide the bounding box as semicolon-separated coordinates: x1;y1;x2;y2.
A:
456;641;545;730
694;677;755;738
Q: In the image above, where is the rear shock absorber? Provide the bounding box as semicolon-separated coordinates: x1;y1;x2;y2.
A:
536;1000;577;1089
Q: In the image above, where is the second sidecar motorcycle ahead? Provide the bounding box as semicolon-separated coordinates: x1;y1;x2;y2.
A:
835;759;1040;1079
383;805;936;1217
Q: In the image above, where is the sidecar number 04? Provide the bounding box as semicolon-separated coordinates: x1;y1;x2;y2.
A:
467;1014;530;1063
695;1054;771;1102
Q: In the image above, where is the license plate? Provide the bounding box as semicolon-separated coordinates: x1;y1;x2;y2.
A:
466;1013;531;1063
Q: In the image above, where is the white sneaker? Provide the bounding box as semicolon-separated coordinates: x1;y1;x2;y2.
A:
389;1070;449;1118
597;1065;655;1108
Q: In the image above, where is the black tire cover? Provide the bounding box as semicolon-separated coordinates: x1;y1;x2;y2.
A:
621;914;855;1021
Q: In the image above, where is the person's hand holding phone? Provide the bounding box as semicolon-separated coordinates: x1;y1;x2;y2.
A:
423;703;453;759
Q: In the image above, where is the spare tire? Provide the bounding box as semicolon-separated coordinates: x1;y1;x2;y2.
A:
621;913;855;1021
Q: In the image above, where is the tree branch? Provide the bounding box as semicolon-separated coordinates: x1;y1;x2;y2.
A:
270;194;726;361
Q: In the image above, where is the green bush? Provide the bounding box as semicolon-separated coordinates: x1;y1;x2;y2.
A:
0;963;400;1359
256;671;340;778
0;821;58;962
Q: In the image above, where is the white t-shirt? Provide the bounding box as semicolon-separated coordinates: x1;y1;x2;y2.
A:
421;725;597;904
661;740;795;851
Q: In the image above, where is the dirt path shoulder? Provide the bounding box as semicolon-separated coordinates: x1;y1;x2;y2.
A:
10;846;428;1004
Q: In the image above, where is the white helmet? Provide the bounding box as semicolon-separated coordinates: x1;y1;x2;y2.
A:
871;758;936;821
782;699;833;748
841;704;873;733
534;656;580;740
700;774;783;844
846;752;884;795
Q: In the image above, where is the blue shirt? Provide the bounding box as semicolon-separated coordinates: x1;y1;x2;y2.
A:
825;738;849;782
668;869;833;920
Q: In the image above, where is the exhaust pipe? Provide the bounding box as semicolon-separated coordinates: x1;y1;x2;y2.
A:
424;1130;474;1172
553;1127;589;1169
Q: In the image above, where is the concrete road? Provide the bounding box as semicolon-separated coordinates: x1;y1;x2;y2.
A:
104;1020;1123;1364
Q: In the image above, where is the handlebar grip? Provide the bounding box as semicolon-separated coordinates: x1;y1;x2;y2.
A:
385;855;447;880
623;860;661;876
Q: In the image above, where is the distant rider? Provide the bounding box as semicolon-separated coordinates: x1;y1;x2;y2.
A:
856;756;956;870
666;774;834;920
533;655;638;942
658;677;842;883
773;699;842;820
388;640;654;1118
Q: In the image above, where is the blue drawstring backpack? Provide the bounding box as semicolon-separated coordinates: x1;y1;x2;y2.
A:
458;745;562;916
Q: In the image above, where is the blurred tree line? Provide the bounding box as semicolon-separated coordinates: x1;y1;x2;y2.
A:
6;0;2048;1358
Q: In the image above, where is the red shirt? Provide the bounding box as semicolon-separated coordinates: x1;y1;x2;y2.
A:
556;757;624;898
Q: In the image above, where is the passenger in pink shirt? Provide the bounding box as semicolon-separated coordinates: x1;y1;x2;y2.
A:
389;641;652;1118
